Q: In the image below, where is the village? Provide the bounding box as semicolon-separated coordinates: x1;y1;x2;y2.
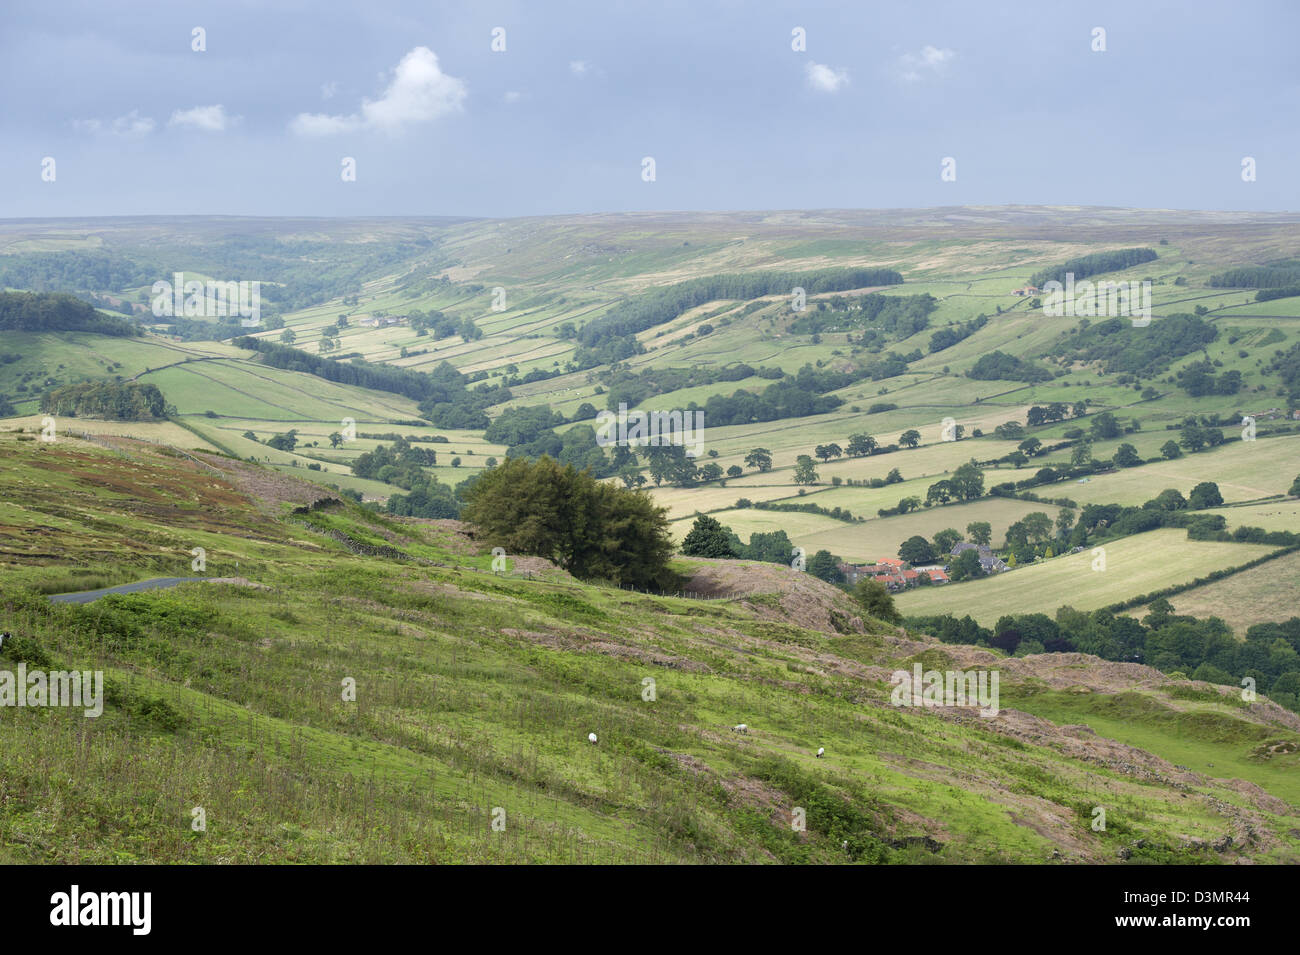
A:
838;542;1011;592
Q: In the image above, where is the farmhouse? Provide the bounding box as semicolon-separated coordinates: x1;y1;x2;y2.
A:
950;542;1009;575
1011;286;1040;297
359;315;407;328
838;558;948;592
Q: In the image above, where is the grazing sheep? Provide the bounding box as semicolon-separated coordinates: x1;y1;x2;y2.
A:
732;723;748;733
588;732;598;744
0;631;7;650
816;747;825;758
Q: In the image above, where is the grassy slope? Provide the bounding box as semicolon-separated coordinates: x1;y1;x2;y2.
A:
1;432;1298;864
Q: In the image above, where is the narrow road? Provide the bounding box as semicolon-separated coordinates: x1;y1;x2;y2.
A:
47;577;214;604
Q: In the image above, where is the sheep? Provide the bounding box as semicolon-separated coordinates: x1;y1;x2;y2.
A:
0;631;7;650
732;723;748;733
587;732;598;744
816;747;825;758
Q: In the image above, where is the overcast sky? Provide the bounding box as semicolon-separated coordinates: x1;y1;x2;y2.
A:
2;0;1297;217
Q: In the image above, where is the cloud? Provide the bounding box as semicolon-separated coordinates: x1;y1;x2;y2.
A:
320;81;339;100
503;90;524;104
897;45;954;83
291;46;466;136
168;104;239;131
72;109;155;137
568;60;603;79
805;62;849;93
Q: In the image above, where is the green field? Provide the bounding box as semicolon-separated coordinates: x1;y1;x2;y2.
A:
896;529;1280;624
2;430;1297;864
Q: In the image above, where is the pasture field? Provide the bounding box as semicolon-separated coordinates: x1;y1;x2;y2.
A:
1129;550;1300;633
0;415;222;452
1206;500;1300;532
795;497;1068;564
896;529;1280;625
1036;435;1300;507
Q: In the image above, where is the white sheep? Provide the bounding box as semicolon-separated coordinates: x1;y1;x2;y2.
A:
732;723;748;733
816;747;825;758
587;732;598;744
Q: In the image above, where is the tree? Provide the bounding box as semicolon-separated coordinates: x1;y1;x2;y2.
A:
266;429;299;451
897;496;921;514
994;421;1025;440
726;465;743;478
1055;508;1075;538
1018;437;1043;458
815;443;843;462
853;578;900;623
1161;440;1183;460
806;549;844;583
1188;481;1224;509
898;535;936;565
1290;474;1300;496
328;431;343;449
1090;412;1122;440
926;480;954;505
846;433;877;457
681;515;739;558
698;462;724;482
461;455;674;587
899;429;921;449
1113;443;1141;467
1149;488;1187;511
744;448;773;472
1007;451;1029;468
885;467;903;484
933;528;963;554
1070;441;1093;468
318;336;338;353
966;521;992;546
279;329;296;344
1179;419;1208;453
948;548;985;582
793;455;819;485
950;463;985;500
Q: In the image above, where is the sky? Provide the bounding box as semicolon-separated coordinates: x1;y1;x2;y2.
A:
2;0;1297;218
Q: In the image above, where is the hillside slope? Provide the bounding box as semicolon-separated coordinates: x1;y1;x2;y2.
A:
1;429;1296;863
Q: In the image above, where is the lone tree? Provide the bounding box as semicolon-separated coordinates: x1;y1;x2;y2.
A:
793;455;819;485
966;521;992;546
680;515;738;558
898;535;935;565
1188;481;1224;509
899;429;921;449
815;443;843;462
806;549;844;583
744;448;773;472
1161;440;1182;460
462;455;674;588
932;528;963;554
854;578;900;623
1113;443;1141;468
846;433;877;457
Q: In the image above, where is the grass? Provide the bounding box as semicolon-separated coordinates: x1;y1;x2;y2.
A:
896;529;1280;625
1;431;1296;863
